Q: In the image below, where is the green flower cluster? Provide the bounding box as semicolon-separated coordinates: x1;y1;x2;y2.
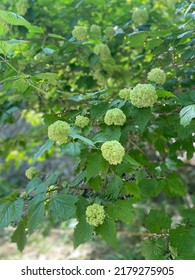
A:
130;83;157;108
48;120;70;145
101;140;125;165
75;115;90;128
86;204;105;227
72;26;87;41
147;68;166;85
90;24;101;38
119;88;131;100
104;26;114;39
104;108;126;126
94;44;110;61
132;8;149;25
25;167;37;180
16;0;29;16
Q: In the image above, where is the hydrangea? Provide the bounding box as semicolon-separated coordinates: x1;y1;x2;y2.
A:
104;26;114;39
90;24;101;38
132;8;149;25
101;140;125;165
130;83;158;108
147;68;166;85
72;26;87;41
86;204;105;227
25;167;37;180
119;88;131;100
104;108;126;126
75;115;90;128
94;44;110;61
48;120;70;145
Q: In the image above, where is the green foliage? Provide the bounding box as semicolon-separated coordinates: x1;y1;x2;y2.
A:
0;0;194;259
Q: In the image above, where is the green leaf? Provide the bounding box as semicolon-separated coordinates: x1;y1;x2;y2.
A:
181;208;195;226
48;33;65;40
139;178;162;198
156;89;176;98
26;176;42;193
0;198;24;230
92;126;121;143
88;176;102;192
49;194;78;221
28;193;45;234
70;171;86;187
128;31;148;47
76;197;89;221
91;101;110;119
180;104;195;127
73;215;93;248
122;181;140;201
141;238;166;260
170;226;195;259
11;219;27;251
96;217;117;248
123;154;141;168
159;173;186;196
145;38;162;50
34;72;58;84
107;199;134;224
107;175;123;199
145;209;171;233
70;130;95;147
62;142;82;156
13;78;29;93
0;10;43;33
33;139;54;163
86;152;108;181
0;40;27;55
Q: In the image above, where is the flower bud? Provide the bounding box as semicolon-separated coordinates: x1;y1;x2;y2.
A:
147;68;166;85
130;83;157;108
101;140;125;165
86;204;105;227
48;120;70;145
104;108;126;126
75;115;90;128
132;8;149;25
72;26;87;41
25;167;37;180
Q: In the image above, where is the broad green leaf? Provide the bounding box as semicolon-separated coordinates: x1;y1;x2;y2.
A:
128;31;148;47
107;176;123;199
88;176;102;192
96;217;117;248
139;178;162;198
35;173;58;194
145;38;162;50
181;208;195;226
86;152;108;180
0;10;43;33
62;142;82;156
156;89;176;98
28;193;45;234
73;215;93;248
92;126;121;143
0;198;24;230
159;173;185;196
11;219;27;251
48;33;65;40
145;209;171;233
26;176;42;193
123;154;141;168
141;238;166;260
33;139;54;163
0;40;27;55
13;78;29;93
49;194;78;221
107;199;134;224
170;226;195;259
122;181;140;201
180;104;195;127
91;102;110;119
34;73;58;84
76;197;89;221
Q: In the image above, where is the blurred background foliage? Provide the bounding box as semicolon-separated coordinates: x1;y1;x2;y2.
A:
0;0;195;259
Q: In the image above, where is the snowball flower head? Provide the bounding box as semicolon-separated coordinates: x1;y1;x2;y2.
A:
104;26;114;39
101;140;125;165
86;204;105;227
25;167;37;180
75;115;90;128
130;84;157;108
94;44;110;61
72;26;87;41
48;120;70;145
90;24;101;38
104;108;126;126
132;8;149;25
119;88;131;100
147;68;166;85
